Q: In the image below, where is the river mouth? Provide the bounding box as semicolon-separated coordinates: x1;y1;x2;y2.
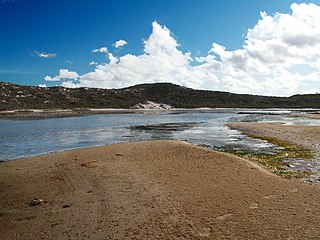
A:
1;110;319;183
128;121;283;155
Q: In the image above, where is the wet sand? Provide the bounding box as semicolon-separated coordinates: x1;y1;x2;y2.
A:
290;113;320;120
1;140;320;239
228;122;320;153
229;122;320;184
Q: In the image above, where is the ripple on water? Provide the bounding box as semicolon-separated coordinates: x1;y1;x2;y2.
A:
1;111;319;162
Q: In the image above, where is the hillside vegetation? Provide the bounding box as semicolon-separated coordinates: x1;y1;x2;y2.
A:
1;82;319;110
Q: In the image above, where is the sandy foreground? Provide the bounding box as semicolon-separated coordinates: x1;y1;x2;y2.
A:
1;139;320;239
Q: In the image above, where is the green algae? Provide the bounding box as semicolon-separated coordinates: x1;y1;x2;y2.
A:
226;134;315;179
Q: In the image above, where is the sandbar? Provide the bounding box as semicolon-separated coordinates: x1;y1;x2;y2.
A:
1;140;320;239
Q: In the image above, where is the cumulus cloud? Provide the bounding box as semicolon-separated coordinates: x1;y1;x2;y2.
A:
32;51;57;58
91;47;108;53
114;39;128;48
89;61;98;66
44;69;79;81
38;84;47;88
47;3;320;96
205;3;320;95
64;21;212;89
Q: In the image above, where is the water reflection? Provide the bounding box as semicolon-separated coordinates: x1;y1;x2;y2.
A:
128;119;279;155
0;110;319;161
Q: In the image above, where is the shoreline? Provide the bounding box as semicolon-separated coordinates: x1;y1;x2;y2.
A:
2;113;320;183
228;122;320;152
228;122;320;183
0;107;319;120
1;140;320;239
0;108;137;120
2;115;320;181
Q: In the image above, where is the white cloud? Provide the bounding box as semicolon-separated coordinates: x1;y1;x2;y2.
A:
205;2;320;95
108;53;118;64
49;3;320;96
91;47;108;53
89;61;98;66
38;84;47;88
44;69;79;81
57;21;209;89
114;39;128;48
32;51;57;58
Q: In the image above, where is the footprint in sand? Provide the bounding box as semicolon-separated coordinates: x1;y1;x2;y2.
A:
80;161;98;168
263;194;277;199
216;213;233;220
249;203;259;209
198;227;211;237
288;188;299;193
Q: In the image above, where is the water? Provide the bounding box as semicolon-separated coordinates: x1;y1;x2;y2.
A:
0;110;319;161
231;113;320;126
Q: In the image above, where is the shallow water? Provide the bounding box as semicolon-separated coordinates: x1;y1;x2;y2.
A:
0;110;319;161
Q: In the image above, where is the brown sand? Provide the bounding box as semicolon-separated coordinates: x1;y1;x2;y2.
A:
1;140;320;240
290;113;320;120
228;122;320;153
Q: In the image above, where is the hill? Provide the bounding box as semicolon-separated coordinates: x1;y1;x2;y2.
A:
0;82;319;110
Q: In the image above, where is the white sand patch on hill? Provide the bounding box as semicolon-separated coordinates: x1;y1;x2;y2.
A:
133;101;172;110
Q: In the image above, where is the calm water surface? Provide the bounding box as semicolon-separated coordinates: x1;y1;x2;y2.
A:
1;110;319;161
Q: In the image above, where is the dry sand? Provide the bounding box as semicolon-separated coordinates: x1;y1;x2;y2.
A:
1;139;320;239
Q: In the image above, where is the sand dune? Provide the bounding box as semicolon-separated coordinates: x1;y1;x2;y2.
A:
1;139;320;239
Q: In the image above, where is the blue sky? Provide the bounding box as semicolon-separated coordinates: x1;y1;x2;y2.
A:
1;0;320;96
